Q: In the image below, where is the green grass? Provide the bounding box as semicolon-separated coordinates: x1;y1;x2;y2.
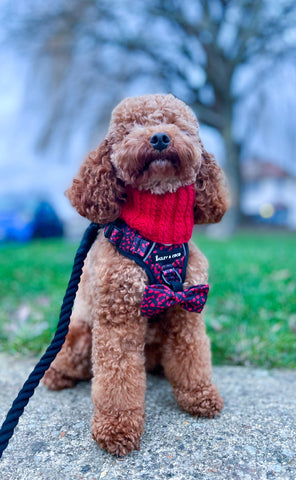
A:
0;240;77;354
193;231;296;368
0;231;295;368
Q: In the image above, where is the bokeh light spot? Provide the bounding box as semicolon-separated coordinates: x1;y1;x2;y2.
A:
259;203;274;218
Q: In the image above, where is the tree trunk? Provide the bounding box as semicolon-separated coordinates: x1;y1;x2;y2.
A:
205;109;242;237
222;125;242;233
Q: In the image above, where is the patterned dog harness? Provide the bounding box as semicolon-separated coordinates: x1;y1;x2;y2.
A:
104;219;209;318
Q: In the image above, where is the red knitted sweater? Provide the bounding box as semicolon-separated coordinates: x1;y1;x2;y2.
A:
120;185;195;244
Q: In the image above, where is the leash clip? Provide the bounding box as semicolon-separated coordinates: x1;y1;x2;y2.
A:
161;264;183;292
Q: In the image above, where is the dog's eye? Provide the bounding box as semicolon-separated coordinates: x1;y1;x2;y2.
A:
181;129;194;137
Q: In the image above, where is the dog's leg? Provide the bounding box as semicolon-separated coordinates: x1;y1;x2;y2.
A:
43;274;92;390
90;276;147;456
91;312;147;456
161;307;223;418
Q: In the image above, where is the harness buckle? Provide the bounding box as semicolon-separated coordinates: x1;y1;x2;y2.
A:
131;235;151;258
104;223;123;246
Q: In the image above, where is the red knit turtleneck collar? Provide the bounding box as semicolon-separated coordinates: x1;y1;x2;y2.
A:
119;185;195;244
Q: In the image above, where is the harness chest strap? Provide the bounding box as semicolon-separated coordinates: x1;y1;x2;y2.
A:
104;220;209;317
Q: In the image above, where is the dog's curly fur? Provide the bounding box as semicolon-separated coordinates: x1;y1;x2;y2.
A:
43;94;229;456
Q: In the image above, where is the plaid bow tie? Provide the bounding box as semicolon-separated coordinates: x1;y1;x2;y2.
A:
141;284;209;318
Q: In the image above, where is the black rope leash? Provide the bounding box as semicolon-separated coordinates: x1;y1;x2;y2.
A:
0;222;100;459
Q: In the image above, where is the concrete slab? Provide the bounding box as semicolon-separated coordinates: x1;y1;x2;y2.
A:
0;354;295;479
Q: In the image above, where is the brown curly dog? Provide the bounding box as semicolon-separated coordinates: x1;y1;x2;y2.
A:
43;94;229;456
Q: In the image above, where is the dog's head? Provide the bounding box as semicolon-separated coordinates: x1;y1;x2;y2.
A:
108;94;202;195
67;94;229;225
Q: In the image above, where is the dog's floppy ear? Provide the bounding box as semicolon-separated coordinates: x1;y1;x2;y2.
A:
66;138;126;224
194;147;230;224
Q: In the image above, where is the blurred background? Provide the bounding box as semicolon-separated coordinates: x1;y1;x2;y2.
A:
0;0;296;239
0;0;295;366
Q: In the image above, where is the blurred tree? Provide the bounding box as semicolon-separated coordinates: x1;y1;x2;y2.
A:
116;0;296;229
2;0;296;229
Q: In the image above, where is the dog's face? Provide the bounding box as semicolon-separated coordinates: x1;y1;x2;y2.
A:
107;94;202;194
67;93;229;225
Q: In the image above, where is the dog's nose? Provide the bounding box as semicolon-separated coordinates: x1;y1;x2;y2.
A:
150;132;171;151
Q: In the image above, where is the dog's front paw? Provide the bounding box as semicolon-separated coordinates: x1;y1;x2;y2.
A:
174;383;223;418
42;365;76;391
91;409;144;456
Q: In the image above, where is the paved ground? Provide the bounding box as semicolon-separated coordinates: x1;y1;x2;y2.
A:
0;354;295;480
